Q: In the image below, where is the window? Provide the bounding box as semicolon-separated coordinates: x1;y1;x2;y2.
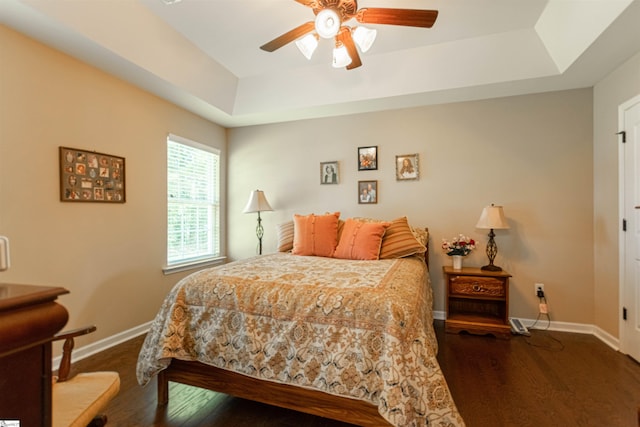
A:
167;134;220;267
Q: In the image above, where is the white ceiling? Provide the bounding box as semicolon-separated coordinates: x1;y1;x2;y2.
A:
1;0;640;127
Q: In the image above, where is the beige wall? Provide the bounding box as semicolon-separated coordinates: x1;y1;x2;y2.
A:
228;89;595;324
593;51;640;336
0;25;226;351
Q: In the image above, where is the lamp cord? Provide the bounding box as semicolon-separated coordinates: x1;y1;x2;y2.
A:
525;296;564;351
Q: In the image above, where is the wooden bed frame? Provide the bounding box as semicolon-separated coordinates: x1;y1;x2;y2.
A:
158;359;390;426
155;231;430;426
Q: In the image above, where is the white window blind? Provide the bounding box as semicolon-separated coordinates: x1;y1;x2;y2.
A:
167;135;220;266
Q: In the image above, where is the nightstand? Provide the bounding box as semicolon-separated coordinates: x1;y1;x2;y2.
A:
443;266;512;339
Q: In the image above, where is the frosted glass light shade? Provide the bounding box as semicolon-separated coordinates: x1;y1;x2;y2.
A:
315;9;341;39
295;34;319;60
353;26;377;52
243;190;273;213
332;44;352;68
476;205;509;229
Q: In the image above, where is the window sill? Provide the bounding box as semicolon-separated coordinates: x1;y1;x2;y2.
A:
163;256;227;275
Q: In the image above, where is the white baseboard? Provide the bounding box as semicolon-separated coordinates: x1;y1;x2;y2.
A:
53;321;152;368
521;318;620;350
434;310;620;351
590;325;620;351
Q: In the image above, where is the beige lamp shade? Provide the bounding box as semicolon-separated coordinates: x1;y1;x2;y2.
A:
243;190;273;213
476;205;509;229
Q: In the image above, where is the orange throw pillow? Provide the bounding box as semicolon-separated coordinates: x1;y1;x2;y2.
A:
334;218;389;260
292;212;340;257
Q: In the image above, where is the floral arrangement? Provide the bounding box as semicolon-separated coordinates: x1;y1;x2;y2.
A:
442;234;476;256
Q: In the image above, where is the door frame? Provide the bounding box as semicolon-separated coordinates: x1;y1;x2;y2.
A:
618;93;640;356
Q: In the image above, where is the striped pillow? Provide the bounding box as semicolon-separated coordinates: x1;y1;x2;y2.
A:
379;216;426;259
276;221;294;252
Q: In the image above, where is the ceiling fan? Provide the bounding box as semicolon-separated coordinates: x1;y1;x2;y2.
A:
260;0;438;70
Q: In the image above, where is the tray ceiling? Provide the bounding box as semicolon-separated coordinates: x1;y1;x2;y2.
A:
1;0;639;127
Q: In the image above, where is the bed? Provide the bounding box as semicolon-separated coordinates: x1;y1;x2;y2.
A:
137;215;464;426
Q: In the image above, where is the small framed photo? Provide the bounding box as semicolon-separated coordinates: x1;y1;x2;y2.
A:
358;180;377;204
396;154;419;180
320;161;339;184
59;146;125;203
358;146;378;171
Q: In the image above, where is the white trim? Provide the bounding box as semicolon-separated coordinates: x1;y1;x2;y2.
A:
618;97;627;355
166;135;222;267
523;319;620;351
618;93;640;356
436;311;621;351
168;133;220;156
163;256;226;275
593;325;621;351
53;321;152;368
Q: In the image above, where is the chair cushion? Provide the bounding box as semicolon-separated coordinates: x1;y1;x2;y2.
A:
53;371;120;427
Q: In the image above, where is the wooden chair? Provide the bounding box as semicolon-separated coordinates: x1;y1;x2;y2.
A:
52;326;120;427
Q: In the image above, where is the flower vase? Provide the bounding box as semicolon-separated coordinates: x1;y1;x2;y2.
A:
452;255;463;270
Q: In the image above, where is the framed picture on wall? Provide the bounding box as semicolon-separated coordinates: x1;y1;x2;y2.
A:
358;146;378;171
320;161;339;184
358;180;377;204
396;154;419;181
59;146;126;203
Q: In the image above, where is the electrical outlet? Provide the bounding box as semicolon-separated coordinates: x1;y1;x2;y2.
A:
535;283;544;297
0;236;9;271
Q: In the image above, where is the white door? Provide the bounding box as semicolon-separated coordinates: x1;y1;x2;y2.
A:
621;95;640;363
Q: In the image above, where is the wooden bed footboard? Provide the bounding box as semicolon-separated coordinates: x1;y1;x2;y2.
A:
158;359;392;427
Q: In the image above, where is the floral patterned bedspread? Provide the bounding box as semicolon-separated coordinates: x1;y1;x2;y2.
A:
136;253;464;427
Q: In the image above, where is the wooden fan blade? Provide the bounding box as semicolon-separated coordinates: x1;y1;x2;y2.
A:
260;21;316;52
356;8;438;28
337;28;362;70
294;0;319;8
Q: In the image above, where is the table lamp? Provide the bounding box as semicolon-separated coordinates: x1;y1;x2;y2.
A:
476;204;509;271
243;190;273;255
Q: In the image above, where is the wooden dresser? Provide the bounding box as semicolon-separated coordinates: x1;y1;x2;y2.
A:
443;266;512;339
0;284;69;426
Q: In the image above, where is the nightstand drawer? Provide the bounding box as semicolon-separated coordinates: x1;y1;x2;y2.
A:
449;276;506;298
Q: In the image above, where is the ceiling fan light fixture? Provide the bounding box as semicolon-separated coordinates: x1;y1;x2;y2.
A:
295;33;319;60
260;3;439;71
332;43;352;68
353;26;377;53
315;9;341;39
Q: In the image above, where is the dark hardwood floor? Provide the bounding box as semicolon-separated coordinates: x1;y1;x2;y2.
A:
69;321;640;427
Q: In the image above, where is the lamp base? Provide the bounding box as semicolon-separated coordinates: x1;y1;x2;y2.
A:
481;264;503;272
